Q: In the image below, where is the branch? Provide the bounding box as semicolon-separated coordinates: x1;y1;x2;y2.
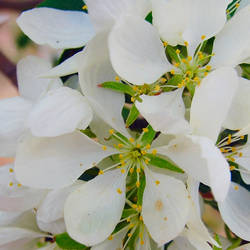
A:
0;52;17;87
0;0;42;11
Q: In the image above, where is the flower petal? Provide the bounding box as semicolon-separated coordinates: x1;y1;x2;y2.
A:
17;8;95;49
157;135;230;201
17;56;62;102
64;169;126;246
135;89;190;135
210;4;250;67
190;67;238;143
168;237;196;250
85;0;151;31
79;32;128;136
218;182;250;241
142;169;189;246
152;0;227;50
28;87;93;137
0;97;32;157
15;132;116;189
109;15;170;84
223;78;250;130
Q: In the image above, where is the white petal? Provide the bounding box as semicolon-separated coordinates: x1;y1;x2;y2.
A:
223;78;250;130
136;89;190;135
15;132;116;189
235;243;250;250
218;182;250;241
64;169;126;246
168;237;196;250
17;56;62;102
17;8;95;49
211;4;250;67
64;75;82;92
91;229;127;250
109;15;170;84
142;170;189;246
190;67;238;143
85;0;150;31
0;211;23;227
0;97;32;157
28;87;93;137
79;32;129;136
37;182;83;234
42;51;84;78
157;135;230;201
153;0;227;49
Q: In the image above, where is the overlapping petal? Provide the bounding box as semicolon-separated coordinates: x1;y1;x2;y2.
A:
64;169;126;246
17;8;95;49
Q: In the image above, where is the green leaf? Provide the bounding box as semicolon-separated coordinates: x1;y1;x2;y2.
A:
137;174;146;206
55;233;87;250
38;0;85;11
166;45;180;64
126;104;140;127
139;125;156;146
240;63;250;80
145;12;153;24
100;82;136;96
213;234;222;250
122;208;137;218
80;128;96;138
147;154;184;173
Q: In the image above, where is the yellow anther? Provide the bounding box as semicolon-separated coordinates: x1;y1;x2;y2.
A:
170;69;175;75
144;159;149;165
141;150;147;155
204;72;208;76
239;152;243;157
181;58;187;63
234;185;239;191
117;188;123;194
129;168;134;174
194;77;200;82
226;9;230;14
163;41;168;47
231;147;237;152
201;35;206;40
187;56;192;61
143;127;149;133
184;41;189;46
152;149;157;155
146;144;151;150
227;134;232;144
118;143;123;148
174;62;180;67
17;183;22;187
199;54;204;60
155;180;160;185
127;218;131;222
120;160;126;166
185;77;190;82
102;146;107;151
240;136;244;139
119;154;123;159
230;157;235;162
139;215;143;221
108;235;113;240
129;223;135;229
176;49;181;54
236;3;240;8
206;65;212;71
220;148;225;153
129;138;135;143
132;86;138;91
136;144;141;148
137;205;142;212
132;204;137;209
154;85;161;91
164;217;168;221
9;168;14;173
98;170;104;175
136;167;141;173
140;240;144;245
136;181;140;188
230;166;236;171
9;182;13;187
128;233;132;237
115;76;120;81
131;97;135;103
109;129;114;135
160;78;167;83
186;71;192;76
121;169;126;174
178;83;183;88
82;5;88;10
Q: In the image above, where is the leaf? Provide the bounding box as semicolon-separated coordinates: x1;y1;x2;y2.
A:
145;12;152;24
240;63;250;80
55;232;88;250
137;174;146;206
126;104;140;127
100;82;136;96
122;208;137;218
166;45;180;64
139;125;156;147
38;0;86;11
147;154;184;173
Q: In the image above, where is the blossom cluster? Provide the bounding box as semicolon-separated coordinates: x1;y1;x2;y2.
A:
0;0;250;249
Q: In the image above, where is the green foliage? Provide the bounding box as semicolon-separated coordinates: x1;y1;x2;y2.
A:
55;233;88;250
126;104;140;127
139;125;156;146
137;174;146;206
38;0;85;11
100;82;136;96
145;12;153;24
147;154;184;173
16;32;31;49
240;63;250;80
